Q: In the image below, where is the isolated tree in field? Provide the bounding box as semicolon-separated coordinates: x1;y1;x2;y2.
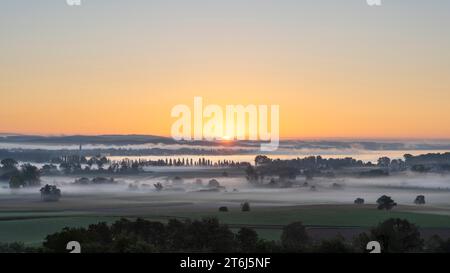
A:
40;184;62;202
281;222;309;252
354;198;365;205
208;179;220;188
153;182;163;191
241;202;250;212
414;195;425;205
376;195;397;210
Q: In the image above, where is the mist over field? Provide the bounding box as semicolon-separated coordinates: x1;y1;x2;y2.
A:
2;171;450;211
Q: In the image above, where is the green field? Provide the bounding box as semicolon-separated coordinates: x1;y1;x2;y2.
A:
140;205;450;228
0;216;119;246
2;205;450;245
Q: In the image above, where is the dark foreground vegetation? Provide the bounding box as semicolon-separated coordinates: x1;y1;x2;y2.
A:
1;217;450;253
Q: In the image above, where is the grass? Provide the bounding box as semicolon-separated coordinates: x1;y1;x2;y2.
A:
0;216;118;246
141;205;450;228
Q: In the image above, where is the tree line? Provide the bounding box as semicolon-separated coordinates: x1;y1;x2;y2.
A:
1;217;450;253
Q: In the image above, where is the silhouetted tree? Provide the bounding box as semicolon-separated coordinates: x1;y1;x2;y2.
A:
377;157;391;168
154;182;163;191
237;227;258;252
425;235;450;253
0;242;36;253
281;222;309;252
208;179;220;188
315;235;354;253
241;202;250;212
376;195;397;210
355;218;423;253
414;195;425;205
255;155;271;166
40;184;61;202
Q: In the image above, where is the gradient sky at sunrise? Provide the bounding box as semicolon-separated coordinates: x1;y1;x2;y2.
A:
1;0;450;139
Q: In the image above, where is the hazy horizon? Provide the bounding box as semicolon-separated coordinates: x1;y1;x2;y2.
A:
2;132;450;142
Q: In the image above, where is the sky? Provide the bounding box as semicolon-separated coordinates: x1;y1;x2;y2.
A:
1;0;450;139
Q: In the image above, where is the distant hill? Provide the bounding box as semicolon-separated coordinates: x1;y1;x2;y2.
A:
1;134;450;151
0;134;176;145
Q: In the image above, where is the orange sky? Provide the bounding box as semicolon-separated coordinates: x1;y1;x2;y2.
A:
1;1;450;139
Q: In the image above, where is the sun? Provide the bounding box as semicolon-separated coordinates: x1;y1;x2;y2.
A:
220;135;232;141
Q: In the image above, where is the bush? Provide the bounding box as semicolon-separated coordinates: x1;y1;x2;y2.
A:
241;202;250;212
40;184;61;202
0;242;34;253
414;195;425;205
425;235;450;253
219;206;228;212
315;236;355;253
153;182;163;191
208;179;220;188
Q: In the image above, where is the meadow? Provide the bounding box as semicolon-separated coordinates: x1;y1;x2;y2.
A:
2;203;450;245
